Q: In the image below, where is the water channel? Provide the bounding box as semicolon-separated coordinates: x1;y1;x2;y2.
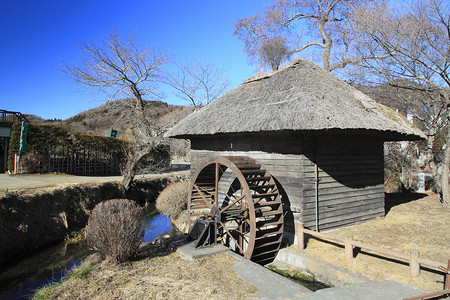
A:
0;212;174;300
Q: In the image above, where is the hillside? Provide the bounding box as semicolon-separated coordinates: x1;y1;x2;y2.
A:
31;99;194;157
64;99;192;137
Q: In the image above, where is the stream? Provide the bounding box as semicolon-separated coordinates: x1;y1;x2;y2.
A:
0;212;174;300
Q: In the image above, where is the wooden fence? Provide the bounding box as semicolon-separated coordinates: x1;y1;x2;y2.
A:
16;155;123;176
296;224;448;279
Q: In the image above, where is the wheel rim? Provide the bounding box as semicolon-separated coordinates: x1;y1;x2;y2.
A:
189;156;284;264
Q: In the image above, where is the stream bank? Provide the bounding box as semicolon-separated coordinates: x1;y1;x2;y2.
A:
0;211;177;299
0;173;189;267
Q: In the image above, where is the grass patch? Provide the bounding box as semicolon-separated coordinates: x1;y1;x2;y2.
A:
32;243;257;299
267;265;331;291
32;261;97;299
65;229;87;244
32;282;61;300
68;262;96;280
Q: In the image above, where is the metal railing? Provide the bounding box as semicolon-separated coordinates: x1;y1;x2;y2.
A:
0;110;29;124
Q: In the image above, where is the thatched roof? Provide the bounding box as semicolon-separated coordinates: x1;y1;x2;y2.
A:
165;59;425;141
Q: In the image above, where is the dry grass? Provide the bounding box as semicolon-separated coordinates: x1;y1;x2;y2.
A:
155;182;190;219
301;192;449;292
36;243;257;299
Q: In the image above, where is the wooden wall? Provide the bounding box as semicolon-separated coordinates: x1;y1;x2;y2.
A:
189;132;385;233
190;132;302;234
190;132;303;211
301;135;385;230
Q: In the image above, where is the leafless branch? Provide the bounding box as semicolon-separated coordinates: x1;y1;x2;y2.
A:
234;0;378;71
163;61;230;109
59;29;170;190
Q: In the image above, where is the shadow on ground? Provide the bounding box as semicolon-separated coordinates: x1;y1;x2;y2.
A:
384;192;427;215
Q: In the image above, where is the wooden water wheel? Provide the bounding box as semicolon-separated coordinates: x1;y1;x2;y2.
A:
189;156;284;265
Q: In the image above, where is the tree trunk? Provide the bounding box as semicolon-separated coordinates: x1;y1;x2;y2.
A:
425;133;438;176
121;147;151;191
441;122;450;206
318;18;332;72
122;154;138;191
323;42;331;72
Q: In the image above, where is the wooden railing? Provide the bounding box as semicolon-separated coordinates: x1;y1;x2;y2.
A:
403;289;450;300
0;109;29;124
297;224;447;278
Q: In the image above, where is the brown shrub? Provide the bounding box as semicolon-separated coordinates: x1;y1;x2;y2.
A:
86;199;144;263
156;181;190;219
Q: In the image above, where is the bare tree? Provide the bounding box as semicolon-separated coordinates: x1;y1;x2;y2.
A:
390;82;447;169
260;36;291;71
352;0;450;205
163;61;230;110
234;0;384;71
60;30;169;190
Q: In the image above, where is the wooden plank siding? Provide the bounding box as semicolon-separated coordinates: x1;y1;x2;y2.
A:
190;132;304;215
190;132;386;234
301;135;385;231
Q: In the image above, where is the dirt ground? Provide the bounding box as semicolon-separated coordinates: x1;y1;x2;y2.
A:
34;243;257;300
0;166;189;191
300;191;449;292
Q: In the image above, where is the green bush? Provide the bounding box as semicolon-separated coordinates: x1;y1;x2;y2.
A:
86;199;144;263
7;123;130;174
156;181;190;219
6;122;21;171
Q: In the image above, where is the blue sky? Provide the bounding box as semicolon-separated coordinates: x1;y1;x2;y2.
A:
0;0;272;119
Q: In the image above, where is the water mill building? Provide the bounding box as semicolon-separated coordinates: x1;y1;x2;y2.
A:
165;59;425;264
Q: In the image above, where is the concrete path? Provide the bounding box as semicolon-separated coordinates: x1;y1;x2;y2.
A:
299;280;425;300
273;247;368;287
178;243;312;299
230;251;312;299
177;243;426;300
176;242;229;260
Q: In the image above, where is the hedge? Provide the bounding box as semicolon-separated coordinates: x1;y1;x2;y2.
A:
7;123;130;174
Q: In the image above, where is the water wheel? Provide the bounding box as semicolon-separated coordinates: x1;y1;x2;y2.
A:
189;156;284;265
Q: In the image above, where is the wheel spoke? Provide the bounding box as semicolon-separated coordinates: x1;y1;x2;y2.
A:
220;194;246;213
191;157;284;265
217;183;235;202
193;184;213;208
219;220;244;254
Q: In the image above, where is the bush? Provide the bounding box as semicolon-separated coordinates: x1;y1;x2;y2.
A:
7;123;130;174
86;199;144;263
134;144;172;174
156;181;190;219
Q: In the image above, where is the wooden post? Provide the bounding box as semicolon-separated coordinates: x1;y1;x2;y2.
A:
445;260;450;290
14;154;19;174
345;235;354;260
294;214;304;250
410;249;420;277
298;223;305;250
